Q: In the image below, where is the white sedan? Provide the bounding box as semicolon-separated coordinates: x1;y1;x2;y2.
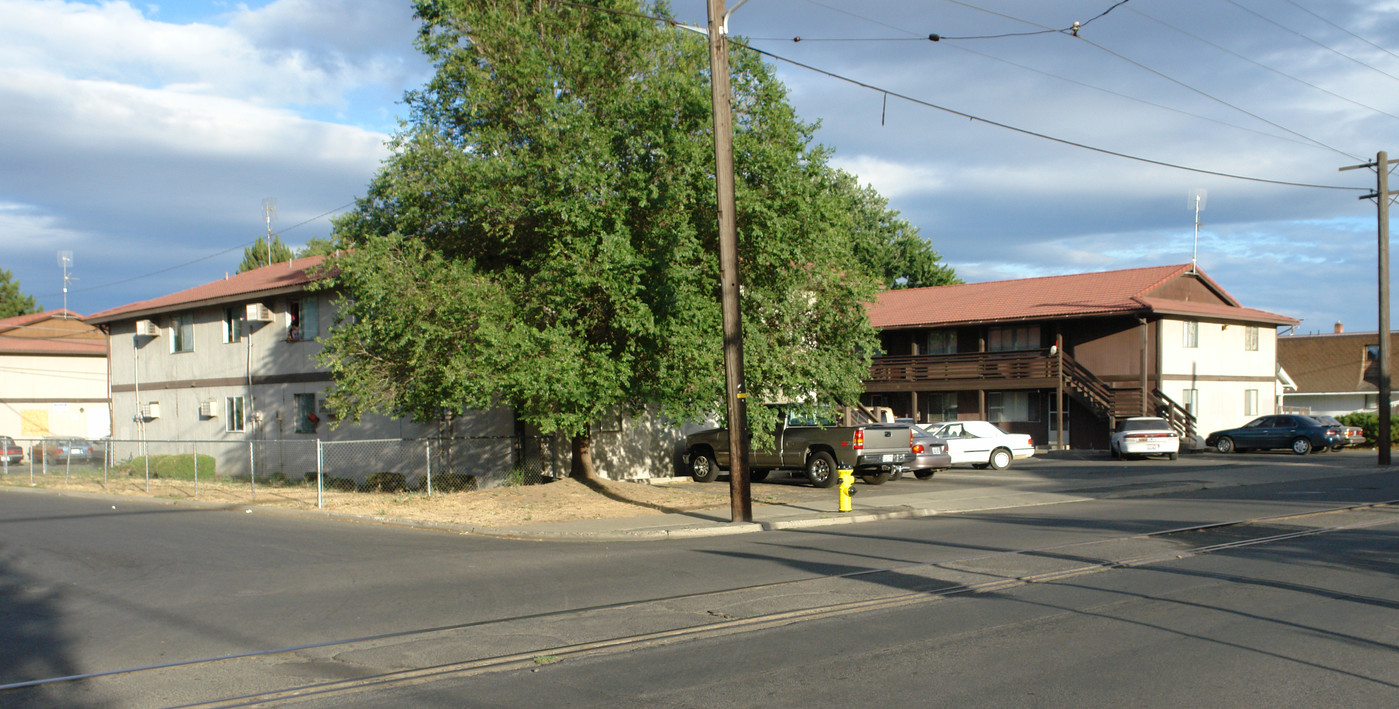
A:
1110;417;1180;460
924;420;1035;469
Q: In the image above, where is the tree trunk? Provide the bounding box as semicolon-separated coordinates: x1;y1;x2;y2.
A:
570;433;599;481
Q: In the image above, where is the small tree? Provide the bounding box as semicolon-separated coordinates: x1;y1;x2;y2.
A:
0;269;40;318
239;235;294;273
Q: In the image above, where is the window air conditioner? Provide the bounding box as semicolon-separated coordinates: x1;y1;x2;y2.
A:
245;303;273;322
141;403;161;420
135;319;159;337
199;400;218;418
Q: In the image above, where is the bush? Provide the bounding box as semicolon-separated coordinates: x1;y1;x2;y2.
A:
114;454;217;480
1338;412;1399;446
362;472;407;492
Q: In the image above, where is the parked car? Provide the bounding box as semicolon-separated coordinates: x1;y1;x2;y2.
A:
30;437;97;464
1;436;22;465
1205;415;1341;455
1309;415;1365;450
905;427;952;479
1110;417;1181;460
924;420;1035;469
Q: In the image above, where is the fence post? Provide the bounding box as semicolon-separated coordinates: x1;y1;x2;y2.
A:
426;440;433;497
249;440;255;499
103;438;109;488
144;443;150;493
317;439;324;510
193;441;199;499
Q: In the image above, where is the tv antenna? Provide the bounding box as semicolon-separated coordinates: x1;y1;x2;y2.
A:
1188;188;1208;273
262;198;278;265
57;250;74;316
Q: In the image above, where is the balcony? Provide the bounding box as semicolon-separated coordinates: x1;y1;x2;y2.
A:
865;350;1058;392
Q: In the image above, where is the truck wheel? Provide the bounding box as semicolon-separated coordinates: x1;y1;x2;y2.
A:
915;470;937;480
805;451;838;488
860;470;891;485
989;448;1012;470
749;469;769;483
690;451;719;483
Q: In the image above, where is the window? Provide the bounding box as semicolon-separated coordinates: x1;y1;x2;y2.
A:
171;314;194;353
225;396;245;432
287;297;319;342
1183;321;1198;349
922;392;957;423
223;307;243;343
1244;326;1259;351
986;391;1039;423
925;330;957;355
988;325;1041;352
1366;345;1380;362
1183;388;1199;416
1244;389;1259;416
294;393;319;434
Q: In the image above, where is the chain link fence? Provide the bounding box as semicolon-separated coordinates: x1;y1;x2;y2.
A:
0;435;551;510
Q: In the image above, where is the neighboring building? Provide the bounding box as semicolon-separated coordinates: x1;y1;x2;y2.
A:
1277;325;1399;416
0;309;110;442
863;264;1297;450
84;258;514;486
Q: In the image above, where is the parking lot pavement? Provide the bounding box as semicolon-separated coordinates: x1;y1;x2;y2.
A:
475;448;1386;541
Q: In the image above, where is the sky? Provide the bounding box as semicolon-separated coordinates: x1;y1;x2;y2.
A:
1;0;1396;335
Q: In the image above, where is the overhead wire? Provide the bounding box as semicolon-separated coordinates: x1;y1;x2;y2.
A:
1127;6;1399;123
1281;0;1399;64
1225;0;1399;83
556;0;1363;190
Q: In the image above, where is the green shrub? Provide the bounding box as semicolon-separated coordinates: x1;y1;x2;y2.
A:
362;472;407;492
429;473;477;493
114;454;217;480
1337;412;1399;446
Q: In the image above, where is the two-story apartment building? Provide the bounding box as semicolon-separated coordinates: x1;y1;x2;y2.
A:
0;309;110;441
863;264;1297;450
84;257;514;484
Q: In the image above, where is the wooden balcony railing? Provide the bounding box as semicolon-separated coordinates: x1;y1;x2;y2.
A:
867;349;1116;419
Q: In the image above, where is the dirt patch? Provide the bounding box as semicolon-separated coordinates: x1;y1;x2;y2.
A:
0;470;790;528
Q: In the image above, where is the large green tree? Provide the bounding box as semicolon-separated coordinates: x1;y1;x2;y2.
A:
319;0;953;478
0;269;40;318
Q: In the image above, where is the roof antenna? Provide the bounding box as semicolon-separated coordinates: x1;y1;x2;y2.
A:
1188;188;1207;273
57;250;74;317
262;198;277;266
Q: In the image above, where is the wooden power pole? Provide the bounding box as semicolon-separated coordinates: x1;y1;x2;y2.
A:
1342;151;1396;465
706;0;752;521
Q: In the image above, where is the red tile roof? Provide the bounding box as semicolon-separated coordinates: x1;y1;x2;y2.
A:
85;256;332;325
0;310;108;356
870;263;1297;329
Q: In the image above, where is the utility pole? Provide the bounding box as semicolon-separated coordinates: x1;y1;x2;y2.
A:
705;0;752;522
1342;151;1396;465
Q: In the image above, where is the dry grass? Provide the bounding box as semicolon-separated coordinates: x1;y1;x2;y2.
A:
0;467;756;528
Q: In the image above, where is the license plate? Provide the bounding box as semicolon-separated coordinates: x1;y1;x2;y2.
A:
1143;444;1159;450
882;454;896;462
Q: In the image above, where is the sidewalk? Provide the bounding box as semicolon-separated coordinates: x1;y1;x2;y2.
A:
461;450;1377;541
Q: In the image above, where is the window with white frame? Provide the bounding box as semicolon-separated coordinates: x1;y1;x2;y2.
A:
1244;389;1259;416
225;396;246;432
171;313;195;353
1183;321;1198;349
1245;326;1259;351
223;306;243;343
1183;388;1199;416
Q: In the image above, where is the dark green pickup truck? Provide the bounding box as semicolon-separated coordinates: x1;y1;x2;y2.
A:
683;406;915;488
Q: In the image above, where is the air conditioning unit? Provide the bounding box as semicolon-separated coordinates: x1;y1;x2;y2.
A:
141;402;161;420
199;400;218;418
245;303;273;322
135;319;159;337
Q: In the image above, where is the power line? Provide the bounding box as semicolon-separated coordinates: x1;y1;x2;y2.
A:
1281;0;1399;64
741;41;1362;191
1225;0;1399;84
1127;6;1399;123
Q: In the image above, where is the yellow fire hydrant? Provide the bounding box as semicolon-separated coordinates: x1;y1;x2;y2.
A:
837;469;856;512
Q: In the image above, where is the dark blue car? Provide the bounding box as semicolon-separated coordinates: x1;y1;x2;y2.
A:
1205;415;1341;455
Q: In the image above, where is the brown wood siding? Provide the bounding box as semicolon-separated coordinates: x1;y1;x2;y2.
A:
1144;273;1231;306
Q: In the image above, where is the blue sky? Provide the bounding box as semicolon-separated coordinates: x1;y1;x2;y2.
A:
1;0;1396;334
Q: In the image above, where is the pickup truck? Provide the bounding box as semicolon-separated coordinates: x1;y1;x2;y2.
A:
683;406;915;488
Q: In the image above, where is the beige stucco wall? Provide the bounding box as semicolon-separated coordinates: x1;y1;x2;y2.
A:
0;352;110;441
1158;317;1281;437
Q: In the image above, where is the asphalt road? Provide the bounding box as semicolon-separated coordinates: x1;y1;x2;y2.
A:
2;453;1396;707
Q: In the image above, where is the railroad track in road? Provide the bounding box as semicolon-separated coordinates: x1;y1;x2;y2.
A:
7;500;1399;707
